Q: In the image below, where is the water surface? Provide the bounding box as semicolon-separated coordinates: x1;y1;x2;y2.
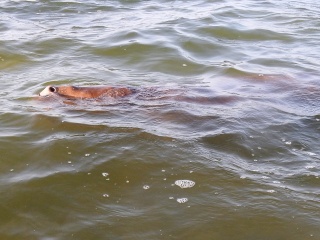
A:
0;0;319;239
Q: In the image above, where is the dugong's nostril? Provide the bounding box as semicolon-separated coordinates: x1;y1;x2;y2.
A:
49;86;56;92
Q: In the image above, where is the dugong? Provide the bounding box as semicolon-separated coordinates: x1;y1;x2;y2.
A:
39;85;134;99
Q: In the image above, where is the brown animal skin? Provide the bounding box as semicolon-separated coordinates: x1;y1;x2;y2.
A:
39;85;134;99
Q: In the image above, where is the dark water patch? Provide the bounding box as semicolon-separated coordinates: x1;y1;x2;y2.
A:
177;94;242;105
0;49;31;70
175;213;318;240
89;40;209;75
201;132;254;160
301;116;320;135
179;37;234;64
284;174;320;192
21;37;83;63
199;26;294;42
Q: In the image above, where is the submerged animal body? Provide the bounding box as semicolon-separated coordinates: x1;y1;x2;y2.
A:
38;85;243;105
39;85;134;99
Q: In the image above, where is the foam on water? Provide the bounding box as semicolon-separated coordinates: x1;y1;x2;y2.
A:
174;180;195;188
176;198;188;204
143;185;150;190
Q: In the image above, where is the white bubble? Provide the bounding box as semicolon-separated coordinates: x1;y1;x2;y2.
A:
85;153;90;157
103;194;109;197
267;190;276;193
143;185;150;190
175;180;195;188
177;198;188;203
102;172;109;177
285;141;291;145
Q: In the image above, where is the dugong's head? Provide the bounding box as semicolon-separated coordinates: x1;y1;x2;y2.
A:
39;86;58;97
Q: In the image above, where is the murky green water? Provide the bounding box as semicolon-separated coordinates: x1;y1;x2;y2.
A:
1;0;319;239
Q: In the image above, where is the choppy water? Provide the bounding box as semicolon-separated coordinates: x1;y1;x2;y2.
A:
1;0;320;239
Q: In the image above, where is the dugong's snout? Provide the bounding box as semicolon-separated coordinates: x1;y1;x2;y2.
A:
39;86;57;96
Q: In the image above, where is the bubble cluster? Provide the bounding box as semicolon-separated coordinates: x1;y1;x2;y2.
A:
175;180;195;188
176;198;188;203
143;185;150;190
